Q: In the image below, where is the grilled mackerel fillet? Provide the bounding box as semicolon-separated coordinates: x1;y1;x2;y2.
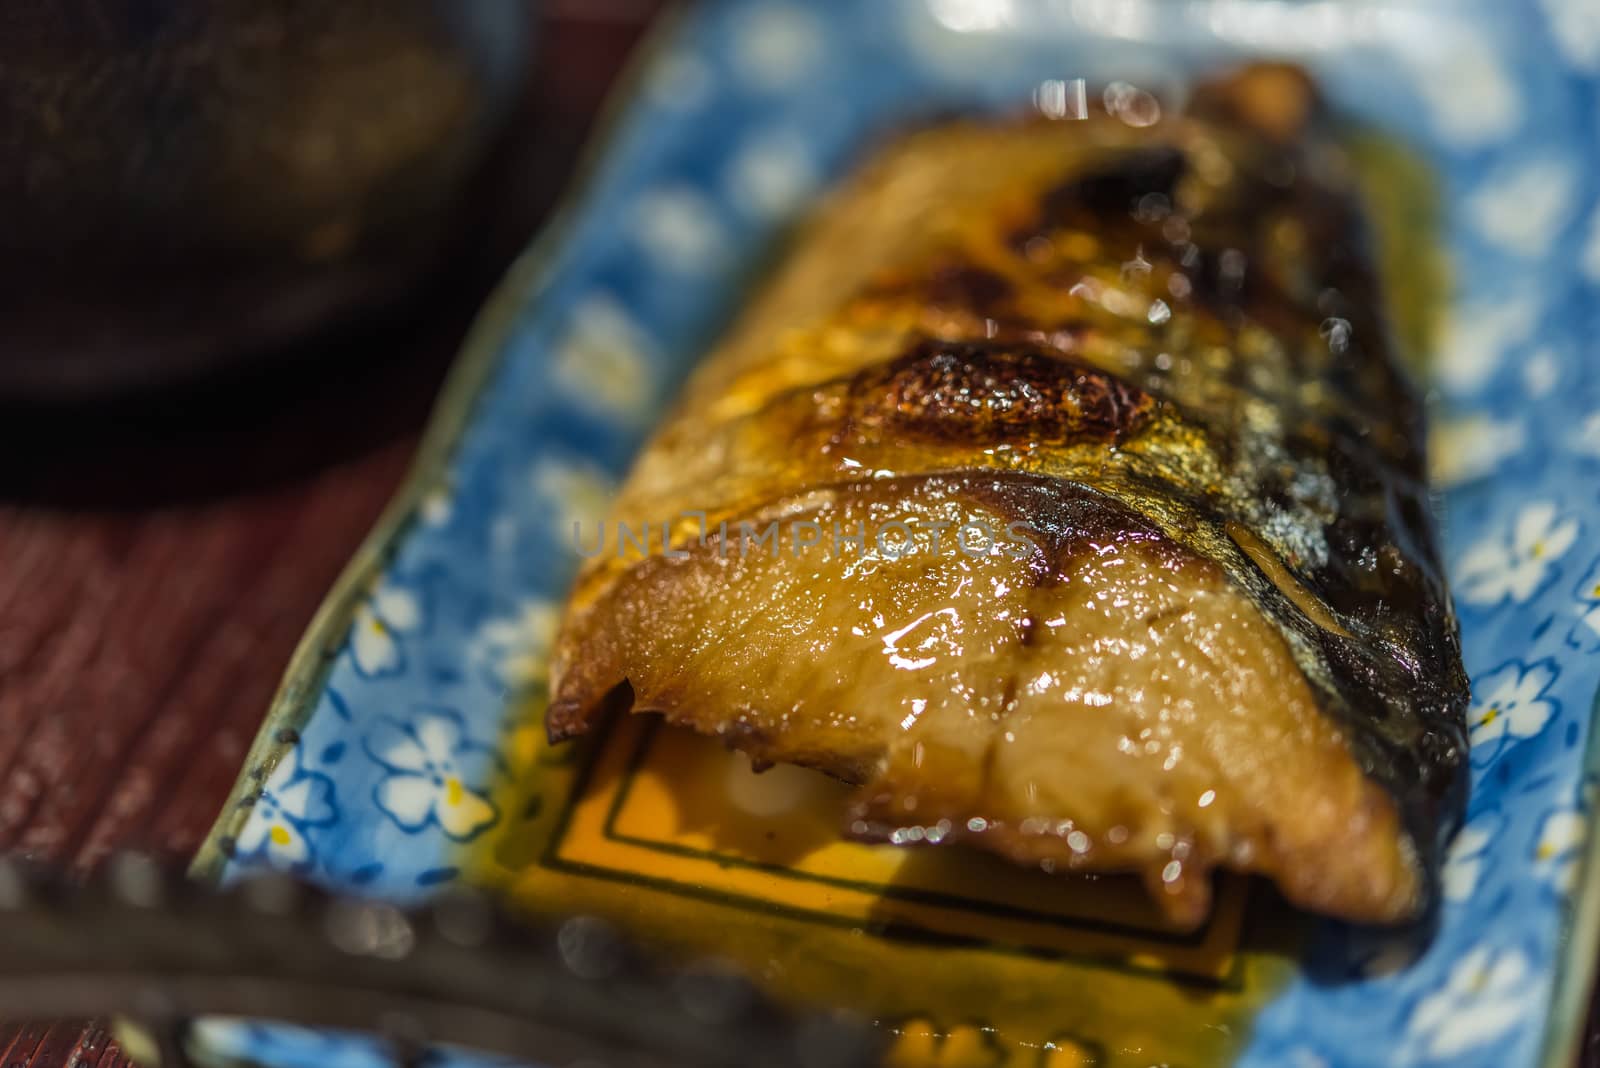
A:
547;67;1468;926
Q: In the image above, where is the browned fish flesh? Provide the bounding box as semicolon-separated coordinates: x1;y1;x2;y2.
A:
546;66;1469;927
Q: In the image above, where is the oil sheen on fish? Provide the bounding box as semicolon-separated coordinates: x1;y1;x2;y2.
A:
546;66;1469;926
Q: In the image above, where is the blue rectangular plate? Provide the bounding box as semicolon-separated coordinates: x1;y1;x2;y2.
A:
192;2;1600;1065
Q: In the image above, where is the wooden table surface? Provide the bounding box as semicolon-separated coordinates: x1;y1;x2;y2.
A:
0;5;1595;1067
0;5;657;1064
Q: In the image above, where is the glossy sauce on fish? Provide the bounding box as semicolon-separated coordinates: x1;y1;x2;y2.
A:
547;65;1468;926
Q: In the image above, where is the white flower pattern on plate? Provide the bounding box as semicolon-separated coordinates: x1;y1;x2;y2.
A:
1573;410;1600;458
1429;414;1526;488
364;709;498;841
727;129;819;219
419;482;453;528
632;186;728;272
1434;292;1540;395
1570;554;1600;651
532;456;617;547
1443;814;1500;902
1466;159;1577;258
1535;806;1585;893
552;296;657;420
1467;661;1558;768
1406;945;1542;1060
234;751;336;870
1522;349;1559;397
350;580;423;678
469;598;559;695
1456;501;1578;605
1281;1051;1328;1068
1398;23;1519;148
1540;0;1600;71
730;4;821;89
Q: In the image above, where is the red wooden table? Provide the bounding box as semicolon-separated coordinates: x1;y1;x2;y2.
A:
0;4;1595;1066
0;5;657;1064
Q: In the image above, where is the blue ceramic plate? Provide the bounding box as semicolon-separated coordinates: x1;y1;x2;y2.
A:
193;1;1600;1065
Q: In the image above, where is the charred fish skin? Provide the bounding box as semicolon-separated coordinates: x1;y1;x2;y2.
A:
548;65;1468;926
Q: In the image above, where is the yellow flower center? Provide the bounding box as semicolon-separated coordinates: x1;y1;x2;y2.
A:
1476;705;1501;728
1468;969;1490;994
446;777;464;806
1531;541;1546;559
1591;583;1600;598
1538;843;1555;860
369;616;388;635
269;825;292;846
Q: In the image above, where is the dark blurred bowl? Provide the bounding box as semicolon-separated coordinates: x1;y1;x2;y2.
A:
0;0;531;401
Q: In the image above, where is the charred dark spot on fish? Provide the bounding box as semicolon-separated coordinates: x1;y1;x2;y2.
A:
853;261;1016;326
844;339;1156;447
1012;146;1188;248
910;262;1016;316
1050;146;1188;218
916;471;1181;584
1180;244;1254;312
